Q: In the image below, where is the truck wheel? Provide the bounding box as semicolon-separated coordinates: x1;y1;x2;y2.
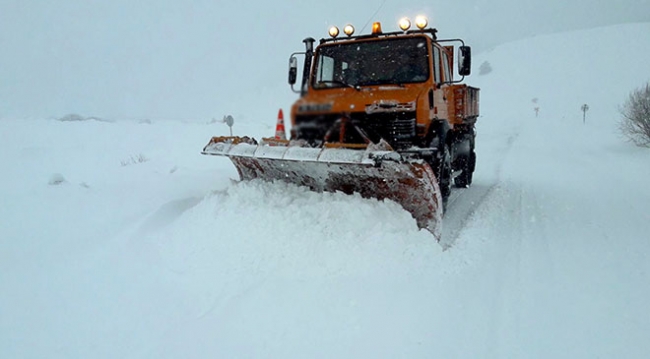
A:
454;151;476;188
434;144;452;209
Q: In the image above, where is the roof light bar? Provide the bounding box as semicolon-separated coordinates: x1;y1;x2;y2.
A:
325;15;431;40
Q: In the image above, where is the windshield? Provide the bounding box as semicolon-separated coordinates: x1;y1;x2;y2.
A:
312;37;430;89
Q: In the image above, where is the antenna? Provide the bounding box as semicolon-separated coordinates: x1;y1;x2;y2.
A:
360;0;389;33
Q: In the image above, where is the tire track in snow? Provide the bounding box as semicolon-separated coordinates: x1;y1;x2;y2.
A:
484;181;558;356
463;116;560;355
441;126;524;247
480;183;525;357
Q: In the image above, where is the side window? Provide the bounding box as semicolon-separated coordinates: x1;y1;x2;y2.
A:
433;46;441;84
441;51;452;82
317;56;335;82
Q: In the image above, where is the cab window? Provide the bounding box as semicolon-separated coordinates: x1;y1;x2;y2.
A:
316;55;336;82
433;46;441;84
441;50;452;82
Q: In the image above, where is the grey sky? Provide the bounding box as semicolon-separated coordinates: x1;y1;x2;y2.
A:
1;0;648;119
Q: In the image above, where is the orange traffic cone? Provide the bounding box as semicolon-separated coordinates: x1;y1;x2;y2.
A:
275;109;286;140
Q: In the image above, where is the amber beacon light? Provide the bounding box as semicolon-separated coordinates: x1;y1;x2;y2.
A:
371;22;383;35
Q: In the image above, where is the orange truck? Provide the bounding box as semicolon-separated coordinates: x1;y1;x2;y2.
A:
203;17;480;239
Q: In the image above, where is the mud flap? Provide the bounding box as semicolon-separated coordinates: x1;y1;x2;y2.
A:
203;137;442;239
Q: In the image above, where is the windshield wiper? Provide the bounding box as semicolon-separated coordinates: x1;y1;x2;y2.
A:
317;80;360;91
356;80;405;88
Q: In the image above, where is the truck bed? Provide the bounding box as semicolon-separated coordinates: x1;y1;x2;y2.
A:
445;84;480;125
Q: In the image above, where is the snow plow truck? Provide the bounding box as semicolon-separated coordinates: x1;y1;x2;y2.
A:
202;17;480;239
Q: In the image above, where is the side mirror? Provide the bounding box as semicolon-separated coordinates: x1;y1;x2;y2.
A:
288;56;298;85
458;46;471;76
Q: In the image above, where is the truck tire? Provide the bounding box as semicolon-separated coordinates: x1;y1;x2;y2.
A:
454;151;475;188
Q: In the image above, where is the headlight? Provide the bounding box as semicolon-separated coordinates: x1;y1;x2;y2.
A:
398;18;411;31
328;26;340;38
415;16;428;29
343;24;355;37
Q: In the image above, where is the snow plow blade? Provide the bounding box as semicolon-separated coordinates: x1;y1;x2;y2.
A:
202;136;442;239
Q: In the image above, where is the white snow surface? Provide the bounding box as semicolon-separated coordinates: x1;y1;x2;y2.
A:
2;24;650;358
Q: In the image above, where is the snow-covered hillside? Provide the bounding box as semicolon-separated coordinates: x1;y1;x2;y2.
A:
1;24;649;358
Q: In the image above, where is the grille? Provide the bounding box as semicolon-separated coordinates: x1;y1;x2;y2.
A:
295;111;416;150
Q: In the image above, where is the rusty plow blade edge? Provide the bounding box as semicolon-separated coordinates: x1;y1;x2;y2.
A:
202;139;442;239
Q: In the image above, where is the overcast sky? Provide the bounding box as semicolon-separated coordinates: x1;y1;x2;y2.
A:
1;0;649;120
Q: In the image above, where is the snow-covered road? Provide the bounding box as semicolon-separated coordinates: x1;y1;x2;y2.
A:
1;23;649;358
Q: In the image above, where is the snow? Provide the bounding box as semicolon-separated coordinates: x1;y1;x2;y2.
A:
2;23;650;358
